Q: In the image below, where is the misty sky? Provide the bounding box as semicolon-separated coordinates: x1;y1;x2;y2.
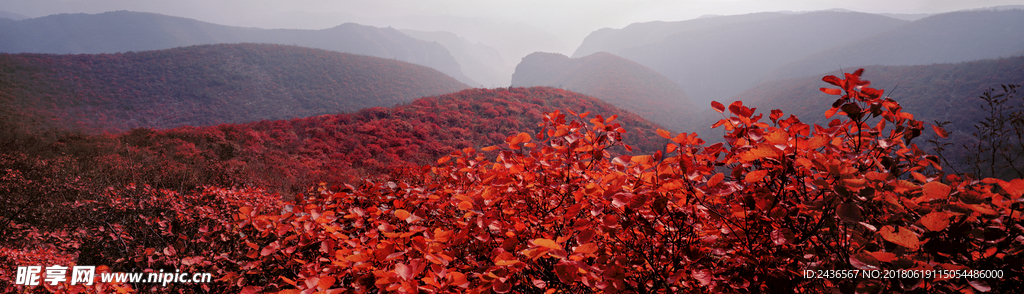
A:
3;0;1022;62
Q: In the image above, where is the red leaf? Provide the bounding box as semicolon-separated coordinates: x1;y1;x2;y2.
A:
555;263;579;284
711;101;725;113
837;203;862;223
852;68;865;77
819;87;842;95
656;128;672;139
532;238;563;251
822;75;843;87
930;124;948;138
969;280;991;292
317;276;336;290
493;279;512;293
707;173;724;187
920;211;951;232
744;170;768;183
447;272;469;287
260;242;279;257
867;251;897;262
573;243;599;254
394;209;411;221
849;253;881;270
825;107;839;119
395;263;414;280
861;86;883;98
728;101;754;118
879;226;921;251
919;182;950;202
999;179;1024;199
728;101;743;115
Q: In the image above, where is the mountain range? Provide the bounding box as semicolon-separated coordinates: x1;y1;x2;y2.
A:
0;10;477;85
763;9;1024;83
571;9;1024;106
0;43;469;132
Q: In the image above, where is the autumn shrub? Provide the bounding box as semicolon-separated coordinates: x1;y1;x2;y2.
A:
211;69;1015;293
7;70;1024;293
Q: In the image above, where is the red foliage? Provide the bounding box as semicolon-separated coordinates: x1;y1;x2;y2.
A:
4;71;1023;293
21;87;666;196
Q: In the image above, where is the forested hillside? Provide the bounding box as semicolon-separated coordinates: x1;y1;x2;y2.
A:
0;11;475;84
0;86;665;197
512;52;696;132
0;43;469;132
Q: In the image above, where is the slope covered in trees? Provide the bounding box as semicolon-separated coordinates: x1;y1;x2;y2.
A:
0;43;469;132
511;52;696;132
0;86;666;199
0;11;475;85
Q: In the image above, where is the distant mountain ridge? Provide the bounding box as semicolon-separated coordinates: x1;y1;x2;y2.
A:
574;11;908;105
512;52;696;132
0;10;476;85
0;10;28;20
572;9;1024;108
572;12;793;59
0;43;469;132
762;9;1024;83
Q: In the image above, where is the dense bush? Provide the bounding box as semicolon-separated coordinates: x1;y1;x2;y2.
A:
6;70;1021;293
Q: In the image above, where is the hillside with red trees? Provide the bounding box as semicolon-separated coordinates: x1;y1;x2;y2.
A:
512;52;696;132
3;70;1022;293
0;43;469;133
0;86;666;199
